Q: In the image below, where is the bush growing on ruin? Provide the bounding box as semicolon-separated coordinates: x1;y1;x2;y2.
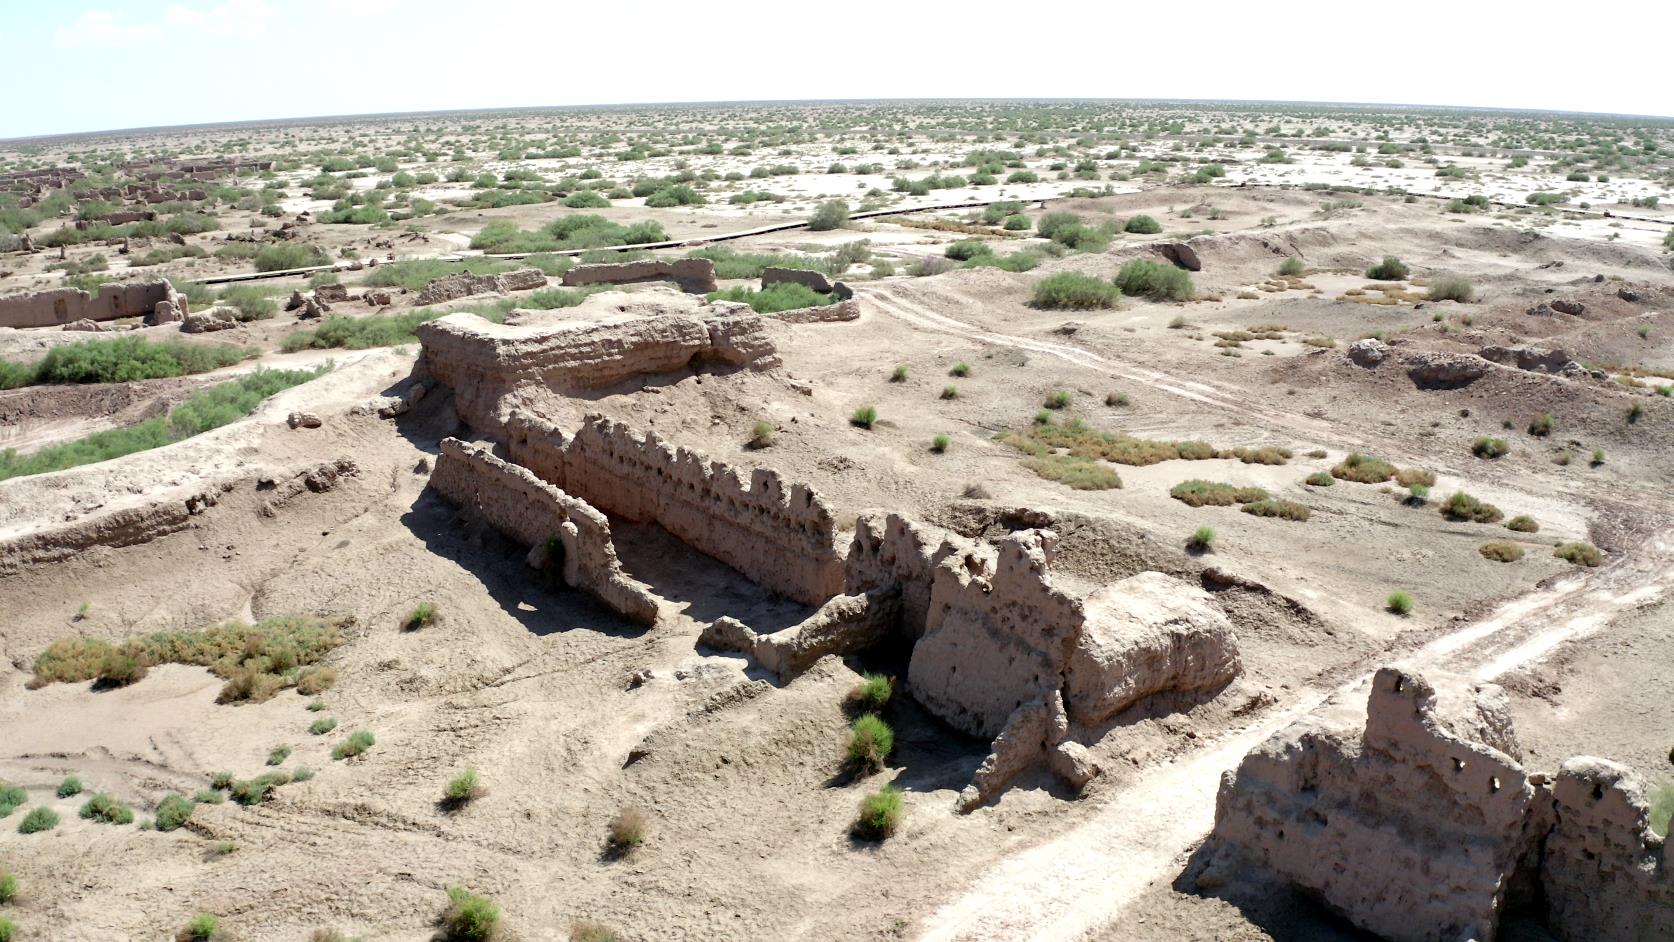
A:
1386;591;1414;615
1122;214;1162;234
704;283;832;314
218;285;279;321
1472;436;1509;459
606;807;647;855
1553;542;1602;567
847;715;896;773
808;200;851;231
852;785;904;840
1186;526;1216;552
1278;257;1305;277
333;730;376;761
154;795;195;832
439;887;500;942
850;674;894;713
178;913;220;941
17;807;58;835
254;243;331;272
1241;499;1311;522
1032;273;1120;310
1426;277;1474;303
442;769;485;810
1479;542;1524;563
850;406;878;429
1365;256;1409;281
1114;259;1193;301
403;602;438;632
571;921;622;942
1505;515;1539;533
747;420;775;449
79;793;135;826
1650;783;1673;838
1441;491;1503;524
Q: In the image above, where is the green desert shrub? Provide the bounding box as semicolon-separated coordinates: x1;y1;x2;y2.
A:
850;405;877;429
154;794;195;832
31;336;251;385
931;433;951;453
310;717;339;736
1472;436;1509;459
266;746;291;767
808;199;851;231
1553;542;1602;567
0;916;12;941
1386;591;1414;615
704;283;832;314
846;715;895;773
1528;413;1556;436
230;772;290;806
79;793;135;825
18;807;58;834
1650;782;1673;838
443;769;485;808
1032;272;1120;309
0;869;13;902
1122;214;1162;234
1170;480;1268;507
1186;526;1216;552
571;920;622;942
441;886;501;942
332;730;376;760
1441;491;1503;524
852;785;904;840
563;190;610;208
1304;471;1334;487
1427;277;1474;302
402;601;437;631
1331;452;1397;483
1114;259;1193;301
607;806;646;854
1365;256;1410;280
1505;515;1539;533
254;243;331;272
181;913;219;941
850;673;894;713
1241;498;1311;521
1479;542;1524;563
1278;257;1305;276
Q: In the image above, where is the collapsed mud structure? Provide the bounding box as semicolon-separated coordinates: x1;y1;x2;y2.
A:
1203;667;1672;942
0;278;187;329
413;294;1247;805
559;257;718;293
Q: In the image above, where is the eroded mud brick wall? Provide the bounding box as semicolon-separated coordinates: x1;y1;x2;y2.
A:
1543;758;1674;942
0;280;174;329
504;414;844;607
430;437;657;624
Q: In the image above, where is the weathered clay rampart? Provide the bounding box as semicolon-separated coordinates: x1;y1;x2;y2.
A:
429;437;658;624
0;279;183;329
505;414;844;607
1208;666;1673;942
415;311;779;428
414;268;546;306
560;257;717;293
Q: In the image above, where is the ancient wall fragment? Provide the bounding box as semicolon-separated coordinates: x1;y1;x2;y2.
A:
0;279;181;329
560;257;717;293
1542;757;1674;942
1064;571;1241;725
1209;667;1540;942
509;414;845;607
429;437;659;624
697;587;901;681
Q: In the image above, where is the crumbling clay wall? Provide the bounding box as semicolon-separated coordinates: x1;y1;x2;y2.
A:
506;414;845;607
847;513;1238;741
560;257;717;293
416;311;779;429
1542;757;1674;942
1210;667;1535;942
1209;666;1674;942
0;279;181;329
414;268;546;306
429;437;659;624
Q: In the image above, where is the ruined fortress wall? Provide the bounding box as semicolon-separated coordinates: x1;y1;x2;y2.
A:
430;437;659;624
1542;758;1674;942
1211;668;1536;942
845;513;978;639
416;312;779;429
0;280;175;329
507;415;844;607
560;258;718;293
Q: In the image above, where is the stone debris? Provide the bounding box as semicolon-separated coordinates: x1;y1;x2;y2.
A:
286;411;322;429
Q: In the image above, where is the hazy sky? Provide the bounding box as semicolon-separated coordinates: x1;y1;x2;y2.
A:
7;0;1673;139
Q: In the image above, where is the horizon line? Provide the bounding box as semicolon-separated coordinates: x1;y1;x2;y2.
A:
6;96;1674;146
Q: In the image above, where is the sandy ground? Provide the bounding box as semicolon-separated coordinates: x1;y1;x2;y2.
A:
1;103;1672;942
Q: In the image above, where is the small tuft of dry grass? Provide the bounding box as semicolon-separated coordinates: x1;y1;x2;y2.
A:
606;806;647;856
1241;498;1311;522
